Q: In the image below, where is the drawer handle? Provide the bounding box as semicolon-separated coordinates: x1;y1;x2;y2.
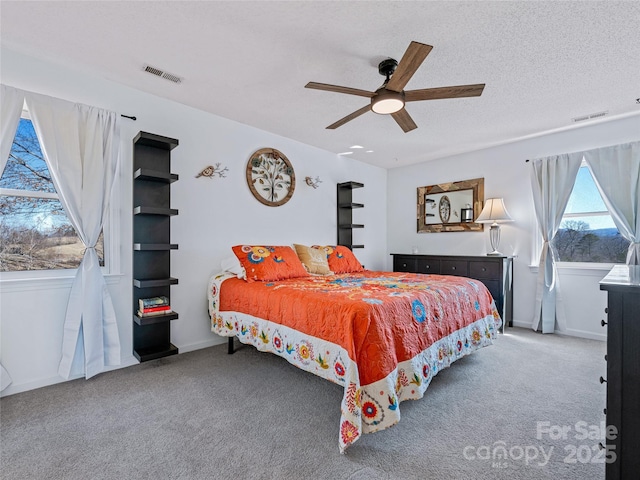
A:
403;263;407;267
599;376;607;384
425;265;430;269
604;354;608;362
451;266;456;270
482;267;486;272
598;442;605;450
601;319;607;327
604;307;608;314
603;408;607;415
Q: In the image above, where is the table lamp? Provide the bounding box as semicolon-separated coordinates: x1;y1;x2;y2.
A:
476;198;513;256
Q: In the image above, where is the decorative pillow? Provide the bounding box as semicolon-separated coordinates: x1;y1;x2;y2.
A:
232;245;309;282
293;244;334;275
311;245;364;274
220;256;246;279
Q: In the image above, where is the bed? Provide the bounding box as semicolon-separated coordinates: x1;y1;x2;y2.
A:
208;247;501;453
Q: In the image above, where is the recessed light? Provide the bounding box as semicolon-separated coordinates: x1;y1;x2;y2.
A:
338;152;353;155
350;145;364;149
366;150;374;153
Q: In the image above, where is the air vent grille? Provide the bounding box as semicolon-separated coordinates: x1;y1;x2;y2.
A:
572;111;608;123
143;64;182;84
161;72;182;84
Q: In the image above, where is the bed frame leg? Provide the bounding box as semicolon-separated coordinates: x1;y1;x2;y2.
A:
228;337;235;354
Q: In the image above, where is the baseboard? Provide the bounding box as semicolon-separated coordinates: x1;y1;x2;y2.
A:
555;328;606;342
0;355;138;398
2;338;227;398
511;319;606;342
177;336;225;354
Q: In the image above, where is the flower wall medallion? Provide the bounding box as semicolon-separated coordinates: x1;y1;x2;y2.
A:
246;148;295;207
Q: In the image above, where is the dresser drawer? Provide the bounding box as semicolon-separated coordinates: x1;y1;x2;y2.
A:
480;279;501;305
393;256;417;272
417;258;440;274
469;260;500;280
441;260;468;276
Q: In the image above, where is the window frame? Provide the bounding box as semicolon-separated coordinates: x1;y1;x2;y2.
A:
0;109;121;283
531;159;627;272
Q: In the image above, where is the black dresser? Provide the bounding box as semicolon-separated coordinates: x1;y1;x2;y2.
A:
391;254;513;331
599;265;640;479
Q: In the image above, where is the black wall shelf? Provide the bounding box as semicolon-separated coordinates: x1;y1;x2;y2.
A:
133;206;179;216
133;243;179;251
133;131;179;363
337;181;364;249
133;277;179;288
134;168;178;183
134;312;179;326
134;345;179;363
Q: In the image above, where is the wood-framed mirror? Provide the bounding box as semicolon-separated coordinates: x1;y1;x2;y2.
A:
417;177;484;233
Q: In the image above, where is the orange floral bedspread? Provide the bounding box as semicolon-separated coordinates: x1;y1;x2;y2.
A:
208;271;501;452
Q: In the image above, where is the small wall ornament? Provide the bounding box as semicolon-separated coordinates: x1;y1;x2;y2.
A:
305;176;322;189
196;163;228;179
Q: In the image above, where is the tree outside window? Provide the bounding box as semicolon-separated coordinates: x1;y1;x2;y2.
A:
0;117;103;272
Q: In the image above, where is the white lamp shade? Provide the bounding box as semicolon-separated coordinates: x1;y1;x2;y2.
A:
476;198;513;224
371;98;404;114
371;90;405;114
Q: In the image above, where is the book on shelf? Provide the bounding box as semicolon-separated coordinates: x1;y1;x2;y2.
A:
138;296;169;310
139;304;172;314
137;309;173;318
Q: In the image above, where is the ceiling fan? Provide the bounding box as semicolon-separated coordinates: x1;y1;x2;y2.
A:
305;41;485;133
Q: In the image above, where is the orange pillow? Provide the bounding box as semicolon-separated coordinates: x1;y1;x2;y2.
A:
232;245;309;282
311;245;364;274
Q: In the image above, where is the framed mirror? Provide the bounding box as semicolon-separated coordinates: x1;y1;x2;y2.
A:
417;177;484;233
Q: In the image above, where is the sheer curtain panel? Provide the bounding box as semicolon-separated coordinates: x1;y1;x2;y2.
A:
584;141;640;265
530;153;582;333
1;85;25;175
0;84;25;390
24;91;121;379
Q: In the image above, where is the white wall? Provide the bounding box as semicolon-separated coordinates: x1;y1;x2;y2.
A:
0;48;387;396
387;114;640;340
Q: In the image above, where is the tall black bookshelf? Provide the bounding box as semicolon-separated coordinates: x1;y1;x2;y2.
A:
337;181;364;249
132;131;179;362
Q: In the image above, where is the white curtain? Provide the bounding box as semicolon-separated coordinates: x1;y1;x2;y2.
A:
1;85;25;176
530;153;583;333
24;91;121;379
583;141;640;265
0;84;25;390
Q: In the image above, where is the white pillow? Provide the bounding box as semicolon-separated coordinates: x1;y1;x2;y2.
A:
220;256;246;278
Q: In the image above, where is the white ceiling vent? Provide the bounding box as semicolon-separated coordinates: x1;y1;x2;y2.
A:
572;110;608;123
143;64;182;84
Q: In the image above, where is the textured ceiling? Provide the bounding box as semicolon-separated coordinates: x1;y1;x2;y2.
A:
1;1;639;168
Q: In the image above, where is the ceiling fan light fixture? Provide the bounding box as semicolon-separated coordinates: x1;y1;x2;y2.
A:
371;90;405;114
306;41;483;132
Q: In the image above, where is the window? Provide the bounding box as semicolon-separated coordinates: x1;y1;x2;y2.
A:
552;163;629;264
0;115;104;272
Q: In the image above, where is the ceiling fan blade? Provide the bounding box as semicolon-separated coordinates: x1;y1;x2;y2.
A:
405;83;485;102
326;105;371;129
391;108;418;133
305;82;375;98
385;41;433;93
